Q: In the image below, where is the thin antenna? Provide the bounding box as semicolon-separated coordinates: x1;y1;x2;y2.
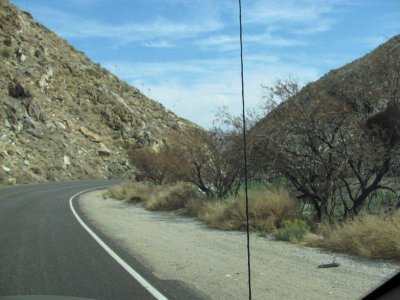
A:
238;0;252;299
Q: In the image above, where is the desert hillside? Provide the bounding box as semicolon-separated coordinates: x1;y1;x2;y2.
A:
0;0;196;183
255;34;400;130
251;34;400;166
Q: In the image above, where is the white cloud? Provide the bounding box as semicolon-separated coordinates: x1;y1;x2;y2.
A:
142;40;175;48
244;0;334;24
103;57;320;128
28;7;224;45
243;0;336;37
292;19;335;35
195;32;307;53
245;33;307;46
63;0;106;6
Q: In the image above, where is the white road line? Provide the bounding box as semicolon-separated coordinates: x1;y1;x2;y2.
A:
69;186;168;300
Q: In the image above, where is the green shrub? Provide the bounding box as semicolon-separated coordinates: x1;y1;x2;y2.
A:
86;67;101;78
0;48;11;58
6;177;17;185
275;219;309;243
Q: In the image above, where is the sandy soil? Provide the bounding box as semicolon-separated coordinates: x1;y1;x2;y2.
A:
78;190;400;300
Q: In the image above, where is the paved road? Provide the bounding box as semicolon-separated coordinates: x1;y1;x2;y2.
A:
0;180;203;300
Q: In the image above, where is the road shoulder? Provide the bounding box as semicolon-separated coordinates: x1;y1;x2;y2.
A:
77;190;400;300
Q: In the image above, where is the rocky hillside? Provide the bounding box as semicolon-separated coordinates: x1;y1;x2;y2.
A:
0;0;196;184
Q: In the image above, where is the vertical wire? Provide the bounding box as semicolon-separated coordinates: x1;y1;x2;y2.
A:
238;0;252;299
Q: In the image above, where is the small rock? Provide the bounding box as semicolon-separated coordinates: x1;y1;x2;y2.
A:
57;122;66;130
45;120;54;129
38;76;47;89
23;160;30;166
25;99;44;121
13;122;24;132
25;128;41;138
16;134;28;144
2;166;11;173
63;155;71;166
79;126;101;142
98;143;111;156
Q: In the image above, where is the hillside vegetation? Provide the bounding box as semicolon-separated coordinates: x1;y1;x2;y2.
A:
115;35;400;260
250;35;400;222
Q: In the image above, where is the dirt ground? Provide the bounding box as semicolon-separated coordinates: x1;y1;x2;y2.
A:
78;190;400;300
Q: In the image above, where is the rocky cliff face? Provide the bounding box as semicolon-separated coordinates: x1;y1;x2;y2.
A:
0;0;196;184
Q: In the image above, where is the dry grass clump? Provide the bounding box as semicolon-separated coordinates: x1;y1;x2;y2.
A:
198;189;299;233
144;182;200;211
107;183;299;235
184;197;208;217
107;181;201;211
107;183;133;200
310;212;400;260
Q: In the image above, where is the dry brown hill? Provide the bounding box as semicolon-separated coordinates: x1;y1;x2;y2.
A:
253;34;400;141
0;0;197;184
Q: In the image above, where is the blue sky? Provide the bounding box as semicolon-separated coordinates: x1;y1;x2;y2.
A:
11;0;400;128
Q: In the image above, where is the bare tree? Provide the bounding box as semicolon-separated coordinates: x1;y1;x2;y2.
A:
252;71;400;222
129;145;179;184
170;128;243;198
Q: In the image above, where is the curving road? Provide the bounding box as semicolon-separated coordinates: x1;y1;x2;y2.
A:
0;180;203;300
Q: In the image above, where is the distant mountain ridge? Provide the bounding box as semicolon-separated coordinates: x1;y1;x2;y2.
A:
0;0;197;184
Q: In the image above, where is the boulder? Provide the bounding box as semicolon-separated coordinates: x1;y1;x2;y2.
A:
8;81;31;98
63;155;71;166
23;98;43;121
98;143;111;156
2;165;11;173
79;126;101;142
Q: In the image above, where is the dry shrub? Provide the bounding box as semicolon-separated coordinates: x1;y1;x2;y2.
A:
249;189;299;229
184;198;207;217
107;182;201;210
125;183;153;203
0;170;6;183
107;183;299;234
314;212;400;260
6;177;16;185
30;165;44;175
302;232;324;246
108;183;138;201
199;200;235;229
144;182;200;211
198;189;299;232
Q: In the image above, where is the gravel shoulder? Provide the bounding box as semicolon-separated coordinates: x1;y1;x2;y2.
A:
78;190;400;300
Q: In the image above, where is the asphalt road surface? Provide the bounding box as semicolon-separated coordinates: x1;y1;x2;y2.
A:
0;180;203;300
